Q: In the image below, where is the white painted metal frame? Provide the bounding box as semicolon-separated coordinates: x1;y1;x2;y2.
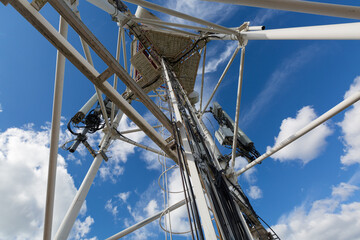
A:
4;0;360;239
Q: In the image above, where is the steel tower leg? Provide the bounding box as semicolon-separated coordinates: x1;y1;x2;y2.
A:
43;15;68;240
162;59;218;240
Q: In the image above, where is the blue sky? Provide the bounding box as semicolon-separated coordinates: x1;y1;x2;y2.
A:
1;0;360;239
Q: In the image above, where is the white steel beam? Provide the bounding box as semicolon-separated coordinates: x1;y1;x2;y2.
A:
236;90;360;177
43;15;68;240
106;199;186;240
123;0;237;35
114;133;168;157
121;26;128;73
242;22;360;40
86;0;127;22
111;26;122;125
200;45;206;112
119;124;162;134
231;46;245;168
77;11;111;130
9;0;178;162
202;46;240;114
203;0;360;20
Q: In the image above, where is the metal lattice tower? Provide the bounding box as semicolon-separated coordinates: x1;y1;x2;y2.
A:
2;0;360;239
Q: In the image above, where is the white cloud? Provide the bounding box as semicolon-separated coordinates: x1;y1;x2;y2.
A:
241;45;320;127
272;182;360;240
139;139;163;170
117;191;131;203
234;156;257;183
0;103;3;112
71;216;95;240
144;199;159;217
332;182;359;201
339;76;360;165
122;182;161;239
251;9;281;26
0;125;95;239
247;186;263;200
105;199;118;218
202;42;238;74
164;0;236;26
267;106;332;164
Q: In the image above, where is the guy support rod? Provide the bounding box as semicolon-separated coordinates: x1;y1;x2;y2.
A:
115;134;168;158
231;46;245;168
204;0;360;20
106;199;186;240
202;45;240;114
236;90;360;177
200;45;206;112
43;15;68;240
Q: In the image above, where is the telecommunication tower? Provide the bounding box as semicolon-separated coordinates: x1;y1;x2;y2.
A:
2;0;360;239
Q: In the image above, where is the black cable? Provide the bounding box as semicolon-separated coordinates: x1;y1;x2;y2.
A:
168;37;207;64
257;214;281;240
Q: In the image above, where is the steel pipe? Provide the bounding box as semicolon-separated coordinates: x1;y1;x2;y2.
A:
106;199;186;240
202;46;240;114
119;125;162;134
43;15;68;240
115;134;167;157
200;45;206;111
86;0;127;22
242;22;360;40
236;90;360;177
111;26;122;125
231;47;245;168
